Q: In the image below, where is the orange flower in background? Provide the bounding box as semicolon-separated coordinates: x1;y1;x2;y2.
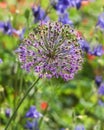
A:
0;2;7;9
9;5;17;14
89;30;94;37
81;0;90;6
82;18;89;25
87;54;96;60
17;0;26;5
40;101;48;110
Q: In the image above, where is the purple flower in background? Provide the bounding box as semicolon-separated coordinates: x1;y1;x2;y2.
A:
51;0;69;13
13;28;25;40
51;0;82;13
96;12;104;31
76;0;82;9
25;106;42;118
75;125;85;130
98;100;104;106
25;120;39;130
91;45;103;56
16;22;83;81
0;21;13;35
95;76;102;87
5;108;12;118
0;59;2;63
98;83;104;95
0;21;25;39
78;39;90;53
32;6;49;23
58;12;73;26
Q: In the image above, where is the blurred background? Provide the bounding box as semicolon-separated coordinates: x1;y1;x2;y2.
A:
0;0;104;130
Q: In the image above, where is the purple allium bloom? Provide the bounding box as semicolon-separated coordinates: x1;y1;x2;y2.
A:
0;59;2;63
32;6;49;23
96;12;104;31
0;21;12;35
16;22;83;81
98;83;104;95
25;120;39;130
5;108;12;118
75;125;85;130
95;76;102;87
78;39;90;53
91;45;103;56
25;106;42;119
58;12;73;26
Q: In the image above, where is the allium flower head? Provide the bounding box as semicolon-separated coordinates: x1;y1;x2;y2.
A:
16;22;83;81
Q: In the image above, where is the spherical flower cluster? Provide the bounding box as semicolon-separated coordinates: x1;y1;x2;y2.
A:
16;21;83;81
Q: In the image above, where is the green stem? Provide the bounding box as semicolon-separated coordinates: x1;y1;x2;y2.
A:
5;77;40;130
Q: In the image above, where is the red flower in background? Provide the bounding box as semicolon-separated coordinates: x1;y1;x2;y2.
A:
0;2;7;9
40;101;48;110
81;0;90;6
87;54;96;60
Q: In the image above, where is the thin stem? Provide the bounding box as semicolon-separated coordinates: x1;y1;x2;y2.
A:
5;77;40;130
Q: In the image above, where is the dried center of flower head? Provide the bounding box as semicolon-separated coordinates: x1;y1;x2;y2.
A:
17;21;83;81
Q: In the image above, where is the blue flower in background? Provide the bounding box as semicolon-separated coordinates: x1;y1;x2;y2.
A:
13;28;25;40
96;12;104;31
0;21;25;39
98;100;104;106
25;106;42;119
98;83;104;95
32;6;49;23
75;125;85;130
53;0;69;13
5;108;12;118
76;0;82;9
92;45;103;56
0;59;2;63
95;76;102;87
25;120;39;130
78;39;90;53
51;0;82;13
0;21;13;35
58;12;73;25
